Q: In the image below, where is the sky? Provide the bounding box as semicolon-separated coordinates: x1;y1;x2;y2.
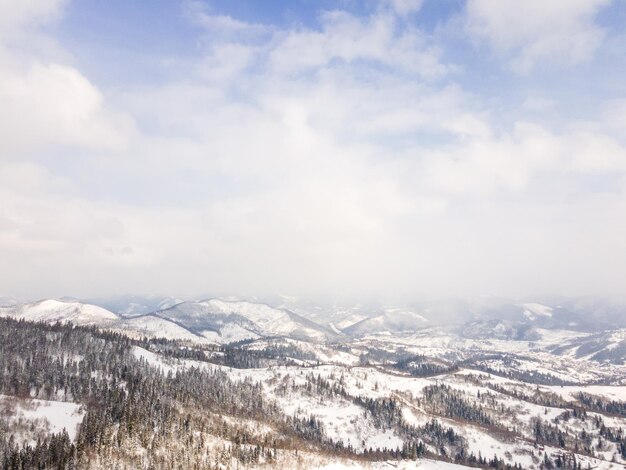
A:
1;0;626;301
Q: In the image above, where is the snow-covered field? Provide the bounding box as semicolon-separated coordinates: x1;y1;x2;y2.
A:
3;296;626;469
0;299;118;326
313;460;474;469
129;343;626;469
0;394;84;444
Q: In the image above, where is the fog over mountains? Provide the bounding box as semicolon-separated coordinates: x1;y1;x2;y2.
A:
1;294;625;365
3;0;626;467
2;290;626;468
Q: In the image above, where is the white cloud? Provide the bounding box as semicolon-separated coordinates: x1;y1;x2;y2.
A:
0;1;133;161
465;0;611;72
1;0;626;300
420;121;626;197
184;0;269;40
268;10;447;79
382;0;423;16
0;0;68;36
604;99;626;134
0;61;132;158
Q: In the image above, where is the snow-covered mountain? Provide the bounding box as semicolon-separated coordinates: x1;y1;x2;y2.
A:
0;297;338;344
0;296;19;308
0;299;119;326
0;298;205;343
549;328;626;364
88;294;185;317
270;296;379;331
459;319;541;341
150;298;339;343
521;302;553;320
3;294;626;361
343;307;429;337
5;314;626;469
115;315;212;343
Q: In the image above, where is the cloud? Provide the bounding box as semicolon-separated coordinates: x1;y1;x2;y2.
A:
1;1;626;300
0;0;68;36
0;1;133;162
184;0;270;41
465;0;611;72
604;99;626;135
268;9;446;80
420;122;626;197
0;62;132;158
383;0;423;16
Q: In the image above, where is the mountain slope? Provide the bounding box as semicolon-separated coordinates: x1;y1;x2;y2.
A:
88;294;185;317
550;328;626;364
115;314;214;343
343;307;429;337
0;299;119;326
154;298;338;343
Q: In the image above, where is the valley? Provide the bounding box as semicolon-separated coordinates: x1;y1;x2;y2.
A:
0;296;625;468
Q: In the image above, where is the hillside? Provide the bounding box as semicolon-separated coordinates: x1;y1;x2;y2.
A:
0;299;119;326
152;298;339;343
2;317;625;469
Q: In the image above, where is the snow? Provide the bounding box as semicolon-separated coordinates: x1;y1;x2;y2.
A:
132;346;185;374
0;394;84;443
543;384;626;402
313;460;472;469
201;299;285;321
0;299;118;326
246;337;360;365
204;323;260;343
275;389;404;452
118;315;211;343
534;328;588;344
346;309;429;336
461;426;535;468
158;298;331;343
384;307;428;323
127;343;626;468
521;303;553;320
335;313;368;330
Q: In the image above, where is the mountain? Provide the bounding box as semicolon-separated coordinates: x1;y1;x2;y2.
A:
550;328;626;364
0;299;119;326
0;298;202;343
3;295;626;350
459;319;541;341
520;302;553;320
116;314;213;343
0;297;337;344
546;296;626;330
151;298;338;343
271;296;379;330
3;316;625;469
0;296;19;308
88;294;185;317
343;307;429;337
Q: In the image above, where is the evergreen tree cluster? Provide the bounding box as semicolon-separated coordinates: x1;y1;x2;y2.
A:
575;392;626;417
421;384;495;427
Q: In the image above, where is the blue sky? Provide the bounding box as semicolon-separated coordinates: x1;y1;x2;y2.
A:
1;0;626;300
54;1;626;107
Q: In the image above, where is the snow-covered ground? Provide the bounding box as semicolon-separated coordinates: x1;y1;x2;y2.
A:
129;343;626;468
521;303;553;320
313;460;474;469
5;297;626;469
0;299;118;326
0;394;84;444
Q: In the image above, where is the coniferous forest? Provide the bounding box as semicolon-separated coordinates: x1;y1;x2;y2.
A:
2;317;593;469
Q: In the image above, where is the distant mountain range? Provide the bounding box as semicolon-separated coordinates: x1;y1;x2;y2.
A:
0;297;338;344
1;295;625;363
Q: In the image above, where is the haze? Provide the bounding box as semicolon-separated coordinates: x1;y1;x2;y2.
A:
1;0;626;301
